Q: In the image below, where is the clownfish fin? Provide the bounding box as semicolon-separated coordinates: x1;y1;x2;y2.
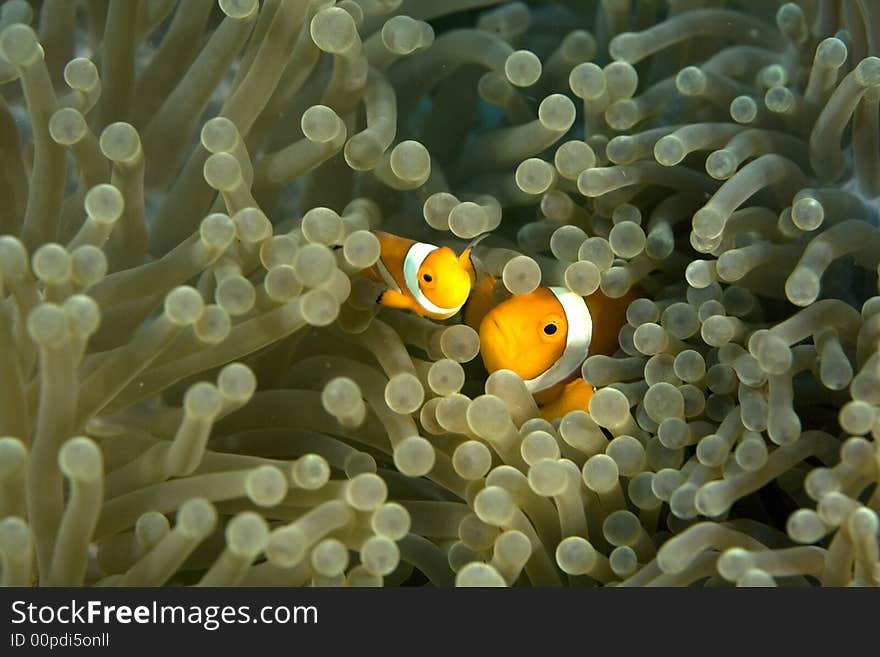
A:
538;379;596;421
459;247;476;284
461;232;492;285
378;288;419;314
465;232;492;251
462;273;497;331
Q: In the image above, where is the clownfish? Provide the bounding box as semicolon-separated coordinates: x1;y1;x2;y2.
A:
467;275;638;420
364;231;476;320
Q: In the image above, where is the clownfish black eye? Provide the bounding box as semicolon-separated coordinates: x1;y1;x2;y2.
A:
422;274;433;282
543;323;557;336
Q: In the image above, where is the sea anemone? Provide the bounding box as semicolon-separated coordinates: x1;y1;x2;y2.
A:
0;0;878;587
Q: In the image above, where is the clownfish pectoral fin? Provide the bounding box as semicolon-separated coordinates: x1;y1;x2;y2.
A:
538;379;596;422
378;288;421;314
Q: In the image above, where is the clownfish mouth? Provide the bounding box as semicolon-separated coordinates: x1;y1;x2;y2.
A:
487;317;508;353
479;316;516;373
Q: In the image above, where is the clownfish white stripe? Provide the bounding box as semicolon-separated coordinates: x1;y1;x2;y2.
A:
523;287;593;394
402;242;463;317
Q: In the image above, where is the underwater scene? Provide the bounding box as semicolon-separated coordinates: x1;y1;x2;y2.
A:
0;0;878;588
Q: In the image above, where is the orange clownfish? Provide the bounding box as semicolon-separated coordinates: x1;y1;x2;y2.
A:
468;275;638;421
364;231;476;320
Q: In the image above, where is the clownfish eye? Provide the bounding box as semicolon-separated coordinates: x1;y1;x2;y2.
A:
543;323;557;336
422;274;433;282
